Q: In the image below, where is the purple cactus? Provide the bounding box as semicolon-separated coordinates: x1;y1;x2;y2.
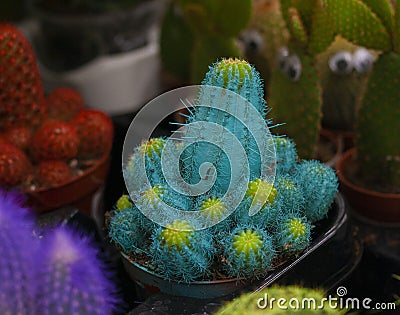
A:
0;189;118;314
35;227;117;315
0;191;37;315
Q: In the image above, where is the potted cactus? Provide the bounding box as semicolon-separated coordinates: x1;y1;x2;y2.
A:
0;24;114;216
160;0;251;85
107;58;339;298
326;0;400;222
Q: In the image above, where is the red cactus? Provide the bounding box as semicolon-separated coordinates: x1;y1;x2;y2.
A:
70;109;114;159
0;143;31;187
3;126;32;150
32;121;80;161
0;24;45;131
35;160;73;188
46;87;85;121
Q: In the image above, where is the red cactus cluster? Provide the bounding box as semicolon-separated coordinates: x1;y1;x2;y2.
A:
0;24;114;190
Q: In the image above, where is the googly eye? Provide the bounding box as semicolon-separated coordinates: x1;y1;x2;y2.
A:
353;48;374;73
240;30;264;55
277;47;290;72
329;51;353;75
285;54;302;81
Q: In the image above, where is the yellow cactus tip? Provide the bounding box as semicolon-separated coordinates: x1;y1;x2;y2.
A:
200;197;227;221
143;185;165;206
287;218;307;238
140;138;165;158
160;220;193;250
246;178;277;207
116;194;132;211
233;229;262;257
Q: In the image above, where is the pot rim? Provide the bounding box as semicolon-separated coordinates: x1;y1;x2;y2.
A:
337;148;400;199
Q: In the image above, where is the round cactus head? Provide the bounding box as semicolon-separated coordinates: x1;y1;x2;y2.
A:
116;194;132;211
232;228;263;258
140;138;166;158
246;178;278;207
160;220;193;250
276;215;311;253
200;197;227;221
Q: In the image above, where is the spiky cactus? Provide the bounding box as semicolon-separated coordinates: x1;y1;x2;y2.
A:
221;225;275;278
36;228;116;315
322;0;400;190
267;0;337;158
0;192;36;314
0;190;118;314
150;220;214;282
109;58;338;283
214;285;347;314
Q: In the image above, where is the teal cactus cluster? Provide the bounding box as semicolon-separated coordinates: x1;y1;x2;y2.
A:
109;58;338;282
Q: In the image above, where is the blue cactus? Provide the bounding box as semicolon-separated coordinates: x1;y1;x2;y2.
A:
150;220;214;282
293;160;338;222
273;136;298;175
112;58;339;283
275;214;312;254
221;225;275;278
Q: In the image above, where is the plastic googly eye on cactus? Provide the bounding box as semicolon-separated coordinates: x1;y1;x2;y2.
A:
293;160;338;222
276;215;311;254
284;54;302;81
329;51;354;75
150;221;214;282
352;47;374;73
222;225;275;278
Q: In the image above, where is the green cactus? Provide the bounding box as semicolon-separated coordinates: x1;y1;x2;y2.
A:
214;285;347;314
318;36;375;131
323;0;400;190
268;0;335;158
160;0;251;83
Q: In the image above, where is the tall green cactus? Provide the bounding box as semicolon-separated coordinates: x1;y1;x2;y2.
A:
323;0;400;190
160;0;251;84
268;0;335;158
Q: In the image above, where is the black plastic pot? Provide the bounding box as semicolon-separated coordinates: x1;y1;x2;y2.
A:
126;193;362;314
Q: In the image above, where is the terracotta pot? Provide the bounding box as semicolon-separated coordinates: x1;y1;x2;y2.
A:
26;154;110;217
336;148;400;223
